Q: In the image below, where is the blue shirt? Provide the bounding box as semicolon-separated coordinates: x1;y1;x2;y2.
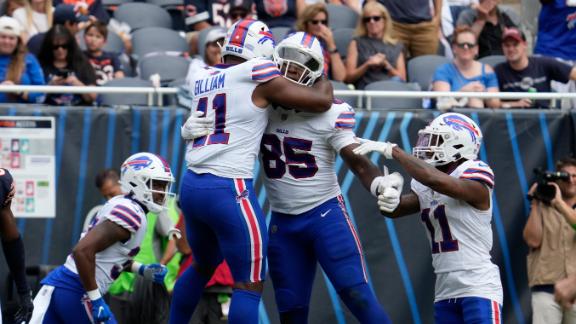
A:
534;0;576;60
433;62;499;91
0;53;45;103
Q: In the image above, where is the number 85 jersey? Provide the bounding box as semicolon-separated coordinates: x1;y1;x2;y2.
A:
261;101;357;215
185;58;281;179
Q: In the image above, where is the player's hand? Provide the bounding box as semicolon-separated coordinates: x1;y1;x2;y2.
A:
353;139;397;159
181;111;214;140
378;186;401;213
139;263;168;284
90;296;112;323
14;290;33;324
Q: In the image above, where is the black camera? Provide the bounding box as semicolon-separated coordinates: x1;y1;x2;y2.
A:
531;168;570;204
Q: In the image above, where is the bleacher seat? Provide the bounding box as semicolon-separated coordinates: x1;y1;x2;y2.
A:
138;54;190;85
407;55;450;91
270;26;291;43
364;81;422;109
327;4;359;30
131;27;188;58
114;3;172;30
99;78;154;106
332;28;354;60
331;80;358;107
479;55;507;68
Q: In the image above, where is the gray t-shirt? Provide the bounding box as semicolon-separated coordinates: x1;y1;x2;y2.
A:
354;36;404;89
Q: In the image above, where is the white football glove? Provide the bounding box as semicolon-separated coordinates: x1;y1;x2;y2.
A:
181;111;214;140
378;186;401;213
353;139;397;159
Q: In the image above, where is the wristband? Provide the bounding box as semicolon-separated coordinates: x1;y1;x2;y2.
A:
131;261;143;274
87;289;102;301
329;48;338;54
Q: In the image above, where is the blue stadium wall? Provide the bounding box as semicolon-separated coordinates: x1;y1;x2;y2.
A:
0;105;574;324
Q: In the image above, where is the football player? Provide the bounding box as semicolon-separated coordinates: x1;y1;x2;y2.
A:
172;20;333;324
354;113;503;324
0;168;34;323
260;32;391;323
30;153;174;324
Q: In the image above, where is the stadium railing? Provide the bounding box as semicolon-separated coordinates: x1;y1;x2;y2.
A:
0;85;575;109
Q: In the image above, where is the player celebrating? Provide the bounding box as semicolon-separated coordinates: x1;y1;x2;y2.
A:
30;153;174;324
354;113;503;323
0;168;34;323
172;20;333;324
261;32;391;323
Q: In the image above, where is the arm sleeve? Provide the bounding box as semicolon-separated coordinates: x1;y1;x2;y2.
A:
543;57;572;84
2;235;30;294
327;104;357;152
250;60;281;83
105;204;143;233
112;54;124;73
460;164;495;188
25;55;46;103
432;64;451;84
485;71;499;89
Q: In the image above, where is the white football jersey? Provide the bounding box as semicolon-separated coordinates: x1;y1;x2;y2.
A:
262;101;357;214
411;159;503;303
64;195;147;294
185;58;281;179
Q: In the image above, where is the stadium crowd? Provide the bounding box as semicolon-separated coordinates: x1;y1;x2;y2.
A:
0;0;573;109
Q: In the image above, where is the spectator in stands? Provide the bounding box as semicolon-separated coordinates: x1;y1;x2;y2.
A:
295;3;346;81
184;0;252;31
345;1;405;89
38;24;97;105
53;0;109;24
186;26;225;79
456;0;521;58
82;168;123;232
0;16;45;103
432;26;499;108
1;0;25;17
555;274;576;310
368;0;441;57
254;0;304;28
495;28;576;109
534;0;576;109
446;0;477;25
12;0;53;43
523;157;576;324
83;21;124;86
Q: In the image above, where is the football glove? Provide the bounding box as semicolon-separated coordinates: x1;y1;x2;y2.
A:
14;290;33;324
353;139;397;159
181;111;214;140
89;293;112;324
378;186;401;213
136;263;167;284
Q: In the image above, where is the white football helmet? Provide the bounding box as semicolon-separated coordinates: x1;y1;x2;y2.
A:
221;19;275;61
119;152;175;213
413;113;483;166
273;32;324;86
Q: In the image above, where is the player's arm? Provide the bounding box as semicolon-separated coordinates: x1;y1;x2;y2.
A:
340;143;382;192
72;220;130;291
254;76;334;112
390;147;490;210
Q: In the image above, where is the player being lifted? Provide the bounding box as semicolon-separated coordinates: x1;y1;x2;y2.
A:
259;31;391;323
354;113;503;324
0;168;34;323
30;153;174;324
173;20;333;324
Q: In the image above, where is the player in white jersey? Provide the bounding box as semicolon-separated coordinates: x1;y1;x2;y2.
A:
354;113;503;324
171;20;334;324
30;153;174;324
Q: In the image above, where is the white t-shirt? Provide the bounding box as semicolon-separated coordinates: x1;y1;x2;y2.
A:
12;8;50;38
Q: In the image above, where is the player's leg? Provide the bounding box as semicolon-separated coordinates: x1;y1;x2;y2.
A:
314;196;391;324
170;171;225;324
460;297;502;324
209;177;268;324
268;211;317;324
434;299;465;324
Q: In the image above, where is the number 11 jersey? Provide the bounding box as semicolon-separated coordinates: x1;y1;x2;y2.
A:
185;58;281;179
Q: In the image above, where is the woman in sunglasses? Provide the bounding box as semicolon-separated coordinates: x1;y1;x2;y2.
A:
345;1;406;90
432;26;500;109
38;24;97;106
295;3;346;82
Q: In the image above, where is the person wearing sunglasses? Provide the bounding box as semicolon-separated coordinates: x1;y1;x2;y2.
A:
523;157;576;324
432;26;500;109
345;1;405;89
294;3;346;82
38;24;97;106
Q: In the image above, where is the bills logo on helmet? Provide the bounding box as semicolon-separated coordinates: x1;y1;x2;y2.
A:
122;155;153;172
443;115;480;143
258;31;275;46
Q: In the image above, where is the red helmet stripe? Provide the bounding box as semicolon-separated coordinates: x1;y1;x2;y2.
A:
229;19;256;48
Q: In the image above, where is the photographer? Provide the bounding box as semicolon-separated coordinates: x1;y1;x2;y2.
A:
523;157;576;324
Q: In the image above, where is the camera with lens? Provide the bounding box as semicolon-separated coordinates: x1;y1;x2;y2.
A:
531;168;570;204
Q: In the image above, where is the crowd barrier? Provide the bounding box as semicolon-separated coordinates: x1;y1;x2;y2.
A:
0;105;574;324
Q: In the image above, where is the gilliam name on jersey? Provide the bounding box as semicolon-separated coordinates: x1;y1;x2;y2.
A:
194;74;226;96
